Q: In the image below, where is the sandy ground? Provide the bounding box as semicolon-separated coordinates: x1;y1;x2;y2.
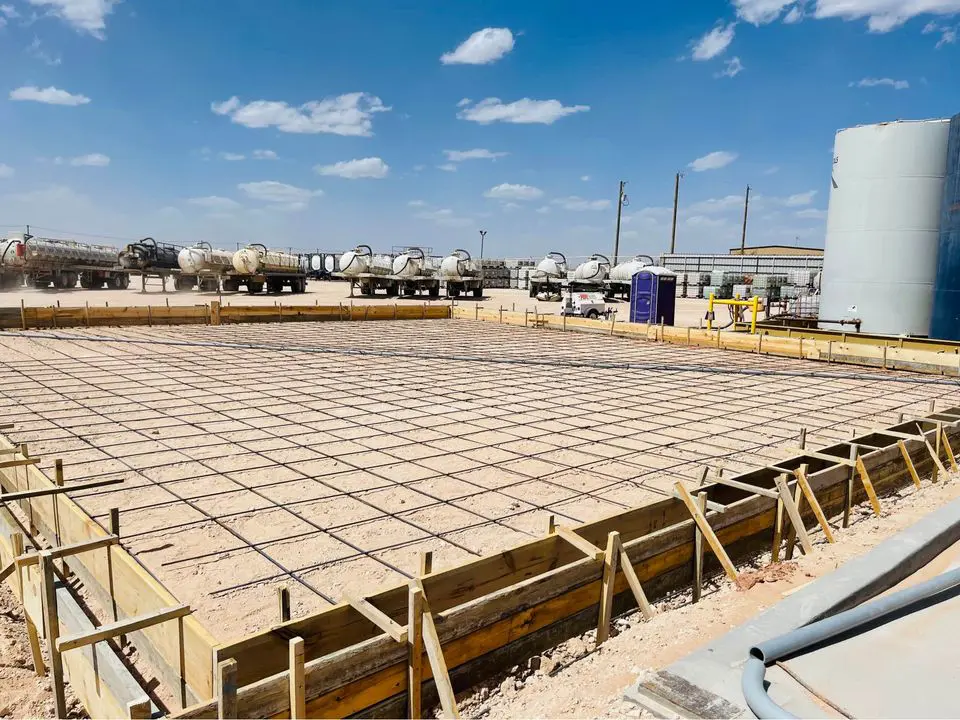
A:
0;319;955;647
2;283;718;329
460;470;960;720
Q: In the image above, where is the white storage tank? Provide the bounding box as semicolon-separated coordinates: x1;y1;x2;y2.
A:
572;254;610;283
178;244;234;274
819;119;951;335
232;244;300;275
338;245;393;277
392;247;429;277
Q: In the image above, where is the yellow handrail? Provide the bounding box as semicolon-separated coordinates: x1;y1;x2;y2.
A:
706;293;760;333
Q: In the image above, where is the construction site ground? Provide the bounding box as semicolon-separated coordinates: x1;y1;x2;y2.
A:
0;318;955;650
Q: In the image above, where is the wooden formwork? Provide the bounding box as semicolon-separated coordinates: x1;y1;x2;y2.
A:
455;307;960;376
171;409;960;720
0;302;451;330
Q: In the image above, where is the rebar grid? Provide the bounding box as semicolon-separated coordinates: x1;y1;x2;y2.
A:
0;319;954;638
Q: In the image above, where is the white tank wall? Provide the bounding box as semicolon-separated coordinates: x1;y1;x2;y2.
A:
820;119;951;335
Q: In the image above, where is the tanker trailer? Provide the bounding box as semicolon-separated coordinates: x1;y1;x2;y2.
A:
607;254;653;299
392;247;440;297
440;248;483;298
570;253;611;292
337;244;397;296
178;242;236;291
528;251;567;298
4;234;128;289
232;243;307;294
0;238;24;289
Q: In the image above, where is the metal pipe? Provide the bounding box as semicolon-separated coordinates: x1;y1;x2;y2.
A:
742;565;960;719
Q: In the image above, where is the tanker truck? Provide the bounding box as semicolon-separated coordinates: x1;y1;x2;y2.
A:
528;251;567;298
177;242;235;291
118;237;205;290
606;254;653;300
0;233;129;290
231;244;308;294
440;248;483;298
337;244;397;296
392;247;440;297
570;254;611;292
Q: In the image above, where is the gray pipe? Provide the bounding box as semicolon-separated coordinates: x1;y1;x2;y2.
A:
742;565;960;718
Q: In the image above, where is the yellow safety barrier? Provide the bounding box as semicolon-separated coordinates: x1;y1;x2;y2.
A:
706;293;760;333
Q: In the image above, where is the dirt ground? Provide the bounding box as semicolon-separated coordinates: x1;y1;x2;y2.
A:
2;283;718;329
459;471;960;720
0;319;955;645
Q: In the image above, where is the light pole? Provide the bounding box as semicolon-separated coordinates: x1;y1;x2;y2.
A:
670;171;684;254
479;229;487;279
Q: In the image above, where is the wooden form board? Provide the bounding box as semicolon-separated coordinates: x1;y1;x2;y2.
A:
0;437;217;706
0;303;451;330
453;307;960;377
175;414;957;719
1;506;154;719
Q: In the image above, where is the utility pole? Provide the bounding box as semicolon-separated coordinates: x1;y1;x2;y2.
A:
740;185;751;253
479;229;487;279
669;172;684;254
613;181;627;265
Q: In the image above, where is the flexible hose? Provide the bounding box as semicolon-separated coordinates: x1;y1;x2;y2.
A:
742;565;960;718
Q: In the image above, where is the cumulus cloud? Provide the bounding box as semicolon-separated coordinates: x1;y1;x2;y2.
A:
457;97;589;125
0;164;14;178
314;157;389;179
581;175;591;182
9;85;91;105
849;77;909;89
552;196;611;211
437;163;458;172
441;27;515;65
28;0;118;39
219;152;245;161
443;148;508;162
483;183;544;201
688;150;738;172
414;207;473;227
732;0;795;24
237;181;323;206
688;195;744;214
691;23;736;60
252;149;277;160
716;56;744;78
212;92;391;137
795;208;828;219
188;196;241;211
69;153;109;166
814;0;960;32
784;190;817;206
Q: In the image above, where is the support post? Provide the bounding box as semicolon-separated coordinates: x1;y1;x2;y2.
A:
408;583;424;720
289;637;305;719
898;440;922;488
855;456;882;516
941;427;958;471
597;531;620;646
40;551;67;718
619;545;654;620
278;585;291;623
771;496;784;563
418;583;459;719
217;658;238;720
419;550;433;577
774;474;813;555
109;507;124;646
783;482;804;561
692;491;706;603
674;482;737;581
12;534;44;676
794;464;835;543
844;444;857;528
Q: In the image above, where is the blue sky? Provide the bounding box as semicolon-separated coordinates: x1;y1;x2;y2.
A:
1;0;959;259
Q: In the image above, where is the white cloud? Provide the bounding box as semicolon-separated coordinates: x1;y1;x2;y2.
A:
580;175;591;182
536;206;551;214
219;152;246;161
483;183;544;201
0;4;19;17
314;156;389;179
437;163;458;172
408;200;427;207
414;208;473;227
0;164;14;178
925;22;959;46
813;0;960;32
238;181;323;206
252;149;277;160
441;27;515;65
686;215;728;228
783;5;804;22
69;153;109;166
795;208;828;219
785;190;817;206
733;0;795;24
412;164;425;172
716;56;744;78
188;196;242;211
691;23;736;60
688;195;744;213
26;36;62;66
502;202;522;212
9;85;90;105
688;150;738;172
456;97;473;108
552;196;611;211
763;165;780;175
212;92;390;137
443;148;508;162
28;0;118;39
457;97;589;125
849;77;909;89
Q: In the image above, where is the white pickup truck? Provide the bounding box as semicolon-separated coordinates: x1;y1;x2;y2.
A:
559;292;611;319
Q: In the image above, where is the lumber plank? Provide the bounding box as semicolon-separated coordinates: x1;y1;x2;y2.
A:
898;440;922;488
0;560;12;583
344;592;408;643
16;535;118;566
418;583;459;719
674;482;738;581
782;449;855;467
217;659;237;720
555;526;605;560
0;476;124;502
794;464;835;543
57;604;192;653
706;475;779;500
783;482;804;561
289;637;305;720
855;456;883;516
692;492;706;603
408;584;424;720
40;552;67;718
942;427;958;471
0;457;39;470
618;546;654;620
596;532;620;645
774;475;813;555
771;496;784;563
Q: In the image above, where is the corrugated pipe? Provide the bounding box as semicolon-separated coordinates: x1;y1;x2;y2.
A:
742;565;960;719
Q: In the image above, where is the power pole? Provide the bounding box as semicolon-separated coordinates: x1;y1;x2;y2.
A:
740;185;751;253
669;172;684;254
613;181;627;265
479;229;487;279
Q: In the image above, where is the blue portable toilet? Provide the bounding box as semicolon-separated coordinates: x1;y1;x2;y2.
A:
630;267;677;325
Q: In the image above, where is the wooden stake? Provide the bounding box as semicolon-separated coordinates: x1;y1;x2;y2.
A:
555;526;605;560
898;440;922;488
933;423;943;482
619;545;654;620
547;514;556;534
794;464;835;543
771;496;784;563
216;658;238;720
596;532;620;645
799;427;807;450
774;474;813;556
408;583;424;720
844;444;857;528
12;534;44;676
127;698;152;719
674;482;737;581
783;482;804;561
855;456;882;516
289;637;305;719
692;491;706;603
942;427;958;471
40;552;67;718
278;585;291;623
419;550;433;576
345;593;407;643
418;583;459;719
109;507;124;645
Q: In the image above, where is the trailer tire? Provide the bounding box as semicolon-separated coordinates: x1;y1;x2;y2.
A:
247;281;264;295
586;309;600;320
448;287;460;298
112;273;130;290
429;284;439;298
472;287;482;298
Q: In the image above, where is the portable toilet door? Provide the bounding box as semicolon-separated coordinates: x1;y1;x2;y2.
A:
630;267;677;325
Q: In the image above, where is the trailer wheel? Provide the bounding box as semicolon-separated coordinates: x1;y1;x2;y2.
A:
174;276;191;292
587;309;600;320
222;278;240;292
200;277;219;292
529;284;538;298
448;287;460;298
429;284;439;298
111;273;129;290
472;287;482;298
